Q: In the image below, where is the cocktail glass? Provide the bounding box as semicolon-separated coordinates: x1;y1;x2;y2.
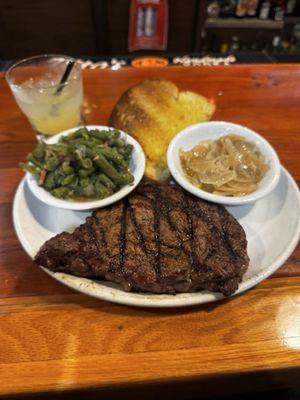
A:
6;54;83;137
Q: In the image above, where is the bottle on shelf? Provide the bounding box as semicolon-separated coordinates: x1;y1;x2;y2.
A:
289;34;297;54
271;35;281;52
220;0;236;18
235;0;248;18
285;0;296;15
207;1;220;18
220;42;229;53
293;23;300;52
247;0;259;17
270;0;285;21
251;41;258;51
281;38;291;53
230;35;240;51
258;1;271;19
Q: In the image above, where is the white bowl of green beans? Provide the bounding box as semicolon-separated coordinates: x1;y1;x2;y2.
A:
22;125;146;210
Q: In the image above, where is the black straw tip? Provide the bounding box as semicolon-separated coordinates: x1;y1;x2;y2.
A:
55;60;75;95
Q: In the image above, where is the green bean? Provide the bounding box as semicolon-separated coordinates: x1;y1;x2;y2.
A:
80;177;90;187
67;176;79;190
92;139;104;147
89;173;97;184
97;174;116;190
48;143;68;156
78;167;94;178
123;158;130;168
80;158;93;169
85;147;95;158
114;138;126;148
19;162;41;175
27;153;44;169
60;135;69;143
97;147;124;165
62;174;75;186
74;139;95;149
45;156;59;171
82;184;95;197
73;185;83;196
89;129;109;140
74;144;86;159
95;181;111;198
124;144;134;157
112;130;120;139
122;159;130;169
93;153;122;184
51;187;69;198
32;142;46;159
44;171;56;190
81;130;90;141
53;167;64;182
118;172;134;185
61;161;74;175
115;160;129;172
72;127;89;139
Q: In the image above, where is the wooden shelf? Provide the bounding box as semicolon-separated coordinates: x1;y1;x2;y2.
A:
205;18;284;29
284;16;300;25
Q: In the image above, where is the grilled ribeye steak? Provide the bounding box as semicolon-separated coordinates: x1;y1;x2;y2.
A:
35;183;249;296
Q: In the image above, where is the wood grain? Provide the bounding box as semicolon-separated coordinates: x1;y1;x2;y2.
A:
0;277;300;397
0;65;299;397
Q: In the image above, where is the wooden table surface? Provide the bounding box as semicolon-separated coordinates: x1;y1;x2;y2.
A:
0;65;299;399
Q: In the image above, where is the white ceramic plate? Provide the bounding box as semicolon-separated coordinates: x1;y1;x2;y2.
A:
13;167;300;308
26;125;145;211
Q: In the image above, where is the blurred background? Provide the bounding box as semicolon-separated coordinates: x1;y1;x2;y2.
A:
0;0;300;61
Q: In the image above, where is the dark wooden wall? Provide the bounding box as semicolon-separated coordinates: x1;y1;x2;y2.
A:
0;0;204;59
0;0;97;58
0;0;289;59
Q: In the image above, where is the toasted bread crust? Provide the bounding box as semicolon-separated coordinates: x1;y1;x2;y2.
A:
109;79;215;181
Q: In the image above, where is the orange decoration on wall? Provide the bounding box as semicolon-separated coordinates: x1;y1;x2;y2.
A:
131;57;169;67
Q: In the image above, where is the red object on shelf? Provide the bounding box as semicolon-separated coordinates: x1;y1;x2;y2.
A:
128;0;168;51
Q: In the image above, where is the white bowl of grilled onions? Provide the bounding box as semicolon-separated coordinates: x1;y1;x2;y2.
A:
167;121;281;206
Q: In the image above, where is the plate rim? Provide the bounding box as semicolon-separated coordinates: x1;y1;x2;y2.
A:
13;166;300;308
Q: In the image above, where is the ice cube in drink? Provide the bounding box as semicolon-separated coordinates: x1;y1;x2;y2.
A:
11;75;83;136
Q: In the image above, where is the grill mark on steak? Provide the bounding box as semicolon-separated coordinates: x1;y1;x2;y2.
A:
160;195;186;253
182;194;196;272
93;215;108;250
91;213;118;274
118;198;128;274
128;191;191;273
217;207;240;259
34;182;250;297
128;202;182;254
152;185;161;276
191;202;236;266
85;217;103;256
128;202;153;256
184;193;217;275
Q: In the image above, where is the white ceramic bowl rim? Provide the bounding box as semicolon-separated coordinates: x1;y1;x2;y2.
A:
26;125;145;210
167;121;281;206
